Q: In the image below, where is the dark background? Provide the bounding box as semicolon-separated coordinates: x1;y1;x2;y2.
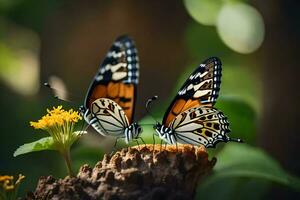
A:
1;0;299;199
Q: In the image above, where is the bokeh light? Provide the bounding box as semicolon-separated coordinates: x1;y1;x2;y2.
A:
216;3;265;54
184;0;223;26
0;21;40;96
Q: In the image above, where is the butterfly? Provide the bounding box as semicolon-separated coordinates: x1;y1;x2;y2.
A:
148;57;242;148
79;35;142;144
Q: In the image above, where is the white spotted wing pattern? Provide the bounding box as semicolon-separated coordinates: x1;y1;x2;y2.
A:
90;98;129;137
89;98;141;144
154;57;242;148
79;35;142;144
177;57;221;104
163;57;222;126
93;36;139;84
170;107;234;148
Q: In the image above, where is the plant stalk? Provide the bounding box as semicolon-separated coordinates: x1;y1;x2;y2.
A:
61;148;74;176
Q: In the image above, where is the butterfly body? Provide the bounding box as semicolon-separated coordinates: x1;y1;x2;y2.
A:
154;123;176;145
152;57;242;148
80;35;142;144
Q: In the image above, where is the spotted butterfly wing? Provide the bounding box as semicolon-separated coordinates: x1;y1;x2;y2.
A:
163;57;221;126
84;35;139;124
89;98;130;137
80;36;142;143
85;97;142;143
169;107;240;148
154;57;242;147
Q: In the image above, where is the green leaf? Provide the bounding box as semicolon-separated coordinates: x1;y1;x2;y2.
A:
13;137;56;157
197;178;271;200
202;143;300;190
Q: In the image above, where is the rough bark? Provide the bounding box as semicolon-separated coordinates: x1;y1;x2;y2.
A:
25;144;216;200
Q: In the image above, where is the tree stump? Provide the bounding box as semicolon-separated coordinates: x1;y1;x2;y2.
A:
25;144;216;200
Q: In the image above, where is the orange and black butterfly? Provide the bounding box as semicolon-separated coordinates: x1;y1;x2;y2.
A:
148;57;242;148
79;35;142;144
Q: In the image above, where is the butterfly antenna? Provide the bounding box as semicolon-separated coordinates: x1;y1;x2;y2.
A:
145;95;159;123
44;82;73;103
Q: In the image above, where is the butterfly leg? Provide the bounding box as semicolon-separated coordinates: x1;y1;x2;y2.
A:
160;139;163;152
152;134;156;151
135;139;141;150
170;134;177;150
138;137;146;147
110;137;121;156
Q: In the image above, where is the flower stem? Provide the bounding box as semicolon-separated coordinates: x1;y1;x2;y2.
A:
61;148;74;176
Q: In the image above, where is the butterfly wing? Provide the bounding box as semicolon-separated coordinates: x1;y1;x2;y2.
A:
89;98;129;137
84;35;139;123
163;57;222;126
170;106;231;148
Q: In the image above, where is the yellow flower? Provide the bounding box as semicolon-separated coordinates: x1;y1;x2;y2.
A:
28;106;86;176
29;105;84;150
0;176;13;182
47;105;63;115
30;106;82;130
0;174;25;191
3;180;14;190
0;177;14;191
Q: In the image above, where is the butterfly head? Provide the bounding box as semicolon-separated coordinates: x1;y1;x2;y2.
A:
124;122;143;144
153;123;176;144
131;122;143;139
79;105;86;115
153;123;171;136
79;105;91;123
153;122;161;131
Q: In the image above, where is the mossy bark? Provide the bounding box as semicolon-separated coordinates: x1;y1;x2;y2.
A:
25;144;216;200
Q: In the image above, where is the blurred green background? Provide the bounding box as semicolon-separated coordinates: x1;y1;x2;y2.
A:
1;0;300;199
